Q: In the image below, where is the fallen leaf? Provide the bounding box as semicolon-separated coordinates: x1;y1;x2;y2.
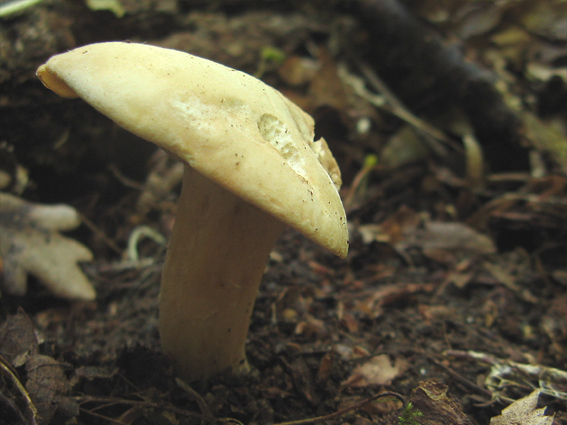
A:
490;390;555;425
483;261;538;303
404;221;496;255
358;207;497;262
354;282;436;318
446;350;567;403
278;55;319;86
133;150;183;216
0;308;79;423
541;293;567;356
0;192;95;300
0;307;39;367
287;356;320;405
409;381;473;425
343;354;409;387
26;354;79;421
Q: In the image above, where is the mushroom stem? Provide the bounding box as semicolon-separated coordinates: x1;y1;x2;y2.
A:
159;165;286;381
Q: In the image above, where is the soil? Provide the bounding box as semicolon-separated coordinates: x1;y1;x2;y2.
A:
1;1;566;424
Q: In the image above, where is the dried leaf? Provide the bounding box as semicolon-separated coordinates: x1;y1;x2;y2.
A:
355;282;436;318
456;3;503;39
381;125;430;168
483;261;538;303
286;356;320;405
405;221;496;255
358;207;496;260
0;308;78;423
134;151;183;215
447;350;567;403
26;354;79;422
519;0;567;42
0;192;95;300
522;112;567;175
278;56;319;87
343;354;409;387
409;381;473;425
490;390;555;425
541;293;567;356
0;307;39;367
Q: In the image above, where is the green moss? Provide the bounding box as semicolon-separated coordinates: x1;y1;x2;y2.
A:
398;402;423;425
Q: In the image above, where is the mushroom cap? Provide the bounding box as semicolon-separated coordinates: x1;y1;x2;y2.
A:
37;42;348;257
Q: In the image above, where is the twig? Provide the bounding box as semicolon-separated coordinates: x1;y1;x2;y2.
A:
428;355;493;398
75;395;210;421
357;61;463;156
273;391;405;425
0;354;39;425
78;212;123;255
79;407;130;425
108;164;146;191
176;377;215;420
343;154;379;210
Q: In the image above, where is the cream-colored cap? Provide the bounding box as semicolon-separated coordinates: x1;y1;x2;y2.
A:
37;42;348;257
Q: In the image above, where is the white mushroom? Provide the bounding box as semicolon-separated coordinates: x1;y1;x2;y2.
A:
37;42;348;381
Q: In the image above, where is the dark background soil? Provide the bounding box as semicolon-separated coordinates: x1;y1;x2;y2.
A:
1;1;566;424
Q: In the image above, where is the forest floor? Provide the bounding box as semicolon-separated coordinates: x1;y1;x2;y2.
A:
0;1;566;424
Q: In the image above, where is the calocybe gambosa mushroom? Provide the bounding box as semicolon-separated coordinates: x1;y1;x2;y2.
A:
37;42;348;382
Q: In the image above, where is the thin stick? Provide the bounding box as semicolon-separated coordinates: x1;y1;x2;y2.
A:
358;61;463;155
274;391;405;425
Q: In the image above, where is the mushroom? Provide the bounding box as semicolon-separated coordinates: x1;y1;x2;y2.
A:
37;42;348;381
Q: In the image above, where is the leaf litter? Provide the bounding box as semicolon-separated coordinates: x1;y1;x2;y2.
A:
0;0;566;424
